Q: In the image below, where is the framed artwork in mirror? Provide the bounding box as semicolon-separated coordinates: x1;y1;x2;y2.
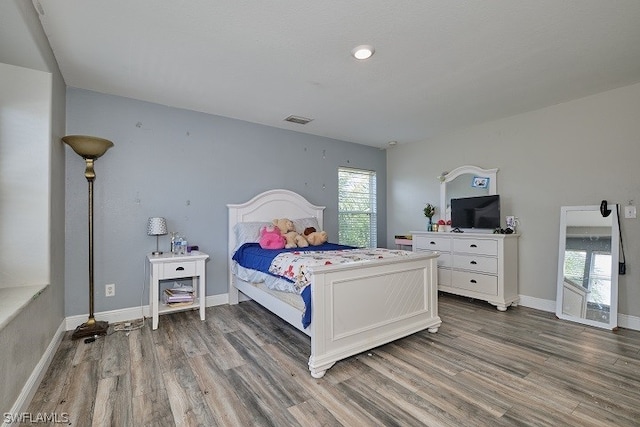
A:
472;176;489;188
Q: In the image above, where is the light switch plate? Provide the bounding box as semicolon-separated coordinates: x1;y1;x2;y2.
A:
624;205;636;219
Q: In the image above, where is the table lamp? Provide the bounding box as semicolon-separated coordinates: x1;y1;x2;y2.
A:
147;217;168;255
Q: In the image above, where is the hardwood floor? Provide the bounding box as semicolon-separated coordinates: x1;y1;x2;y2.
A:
27;294;640;426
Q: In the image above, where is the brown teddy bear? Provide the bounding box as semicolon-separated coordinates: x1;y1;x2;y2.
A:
303;227;328;246
272;218;309;249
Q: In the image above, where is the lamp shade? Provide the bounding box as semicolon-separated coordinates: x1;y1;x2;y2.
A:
62;135;114;159
147;217;168;236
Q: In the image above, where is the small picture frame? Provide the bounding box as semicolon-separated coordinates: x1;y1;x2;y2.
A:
472;176;489;188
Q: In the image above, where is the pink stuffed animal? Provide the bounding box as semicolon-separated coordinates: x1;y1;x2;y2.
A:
259;225;286;250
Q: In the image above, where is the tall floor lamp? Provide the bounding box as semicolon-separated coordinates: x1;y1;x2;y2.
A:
63;135;114;340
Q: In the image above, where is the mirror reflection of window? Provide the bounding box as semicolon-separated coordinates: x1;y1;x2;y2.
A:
557;205;619;329
564;250;586;286
589;252;612;306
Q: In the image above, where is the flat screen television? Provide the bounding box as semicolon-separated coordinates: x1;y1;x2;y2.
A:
450;195;500;230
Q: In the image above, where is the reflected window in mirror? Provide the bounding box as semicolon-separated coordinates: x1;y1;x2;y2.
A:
556;205;619;329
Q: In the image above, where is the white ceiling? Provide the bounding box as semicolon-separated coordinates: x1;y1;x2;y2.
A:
34;0;640;149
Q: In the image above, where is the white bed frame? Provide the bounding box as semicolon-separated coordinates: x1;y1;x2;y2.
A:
228;189;441;378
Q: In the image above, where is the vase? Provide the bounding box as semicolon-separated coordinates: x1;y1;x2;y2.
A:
427;219;432;231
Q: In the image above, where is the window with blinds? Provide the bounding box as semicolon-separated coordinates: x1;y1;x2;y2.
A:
564;250;587;286
338;167;377;248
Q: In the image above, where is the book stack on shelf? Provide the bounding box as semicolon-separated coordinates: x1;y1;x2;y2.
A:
163;282;195;307
394;234;413;247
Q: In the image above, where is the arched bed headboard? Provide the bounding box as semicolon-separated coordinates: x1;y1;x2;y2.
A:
227;189;325;246
227;189;325;299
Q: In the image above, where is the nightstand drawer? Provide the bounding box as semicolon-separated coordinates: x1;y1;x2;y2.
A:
162;261;197;279
453;254;497;274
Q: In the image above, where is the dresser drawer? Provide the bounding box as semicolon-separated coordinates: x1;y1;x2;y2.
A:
453;254;497;274
162;261;197;279
451;271;498;295
453;238;498;256
414;235;451;252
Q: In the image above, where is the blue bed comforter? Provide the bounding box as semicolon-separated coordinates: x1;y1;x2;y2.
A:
232;242;355;327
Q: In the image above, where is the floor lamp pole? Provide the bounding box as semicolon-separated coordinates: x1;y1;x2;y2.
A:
86;165;99;328
63;135;113;340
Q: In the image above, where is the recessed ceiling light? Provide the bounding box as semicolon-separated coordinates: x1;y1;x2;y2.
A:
351;45;375;60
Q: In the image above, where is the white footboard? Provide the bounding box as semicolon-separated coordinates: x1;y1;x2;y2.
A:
307;252;441;378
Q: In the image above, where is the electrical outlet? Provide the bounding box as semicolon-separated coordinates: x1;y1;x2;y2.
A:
624;205;636;219
105;283;115;297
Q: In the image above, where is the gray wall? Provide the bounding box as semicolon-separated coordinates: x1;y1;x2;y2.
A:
388;82;640;320
65;89;387;316
0;0;66;412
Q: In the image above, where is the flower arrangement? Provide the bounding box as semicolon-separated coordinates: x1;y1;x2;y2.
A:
423;204;435;220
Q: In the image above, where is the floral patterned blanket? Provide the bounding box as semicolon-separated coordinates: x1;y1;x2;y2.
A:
269;248;412;294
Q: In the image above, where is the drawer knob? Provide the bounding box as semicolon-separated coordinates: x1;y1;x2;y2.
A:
470;279;477;284
176;266;185;271
470;244;477;248
470;260;477;265
430;241;436;245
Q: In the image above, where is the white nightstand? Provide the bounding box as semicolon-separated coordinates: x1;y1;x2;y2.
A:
147;250;209;330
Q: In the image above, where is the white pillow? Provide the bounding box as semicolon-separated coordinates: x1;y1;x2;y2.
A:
293;217;320;234
233;221;270;250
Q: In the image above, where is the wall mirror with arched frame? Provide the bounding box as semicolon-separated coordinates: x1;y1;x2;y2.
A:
556;205;619;330
439;165;498;223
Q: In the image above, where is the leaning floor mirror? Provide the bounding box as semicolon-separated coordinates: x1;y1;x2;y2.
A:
556;205;619;329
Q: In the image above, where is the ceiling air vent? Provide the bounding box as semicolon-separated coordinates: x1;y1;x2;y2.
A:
284;115;313;125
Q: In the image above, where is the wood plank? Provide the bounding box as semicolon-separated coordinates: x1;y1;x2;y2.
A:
288;399;343;427
26;332;76;413
360;347;511;424
53;360;99;426
129;325;165;397
264;343;381;426
99;328;130;379
91;374;133;427
131;390;175;427
190;317;246;371
187;353;254;427
163;364;216;427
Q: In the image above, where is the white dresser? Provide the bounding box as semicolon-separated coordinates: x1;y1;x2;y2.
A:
412;231;519;310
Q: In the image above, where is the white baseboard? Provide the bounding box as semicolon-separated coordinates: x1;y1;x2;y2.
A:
518;295;556;313
65;306;148;331
206;293;229;306
517;294;640;331
65;293;230;331
618;313;640;331
5;320;65;425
